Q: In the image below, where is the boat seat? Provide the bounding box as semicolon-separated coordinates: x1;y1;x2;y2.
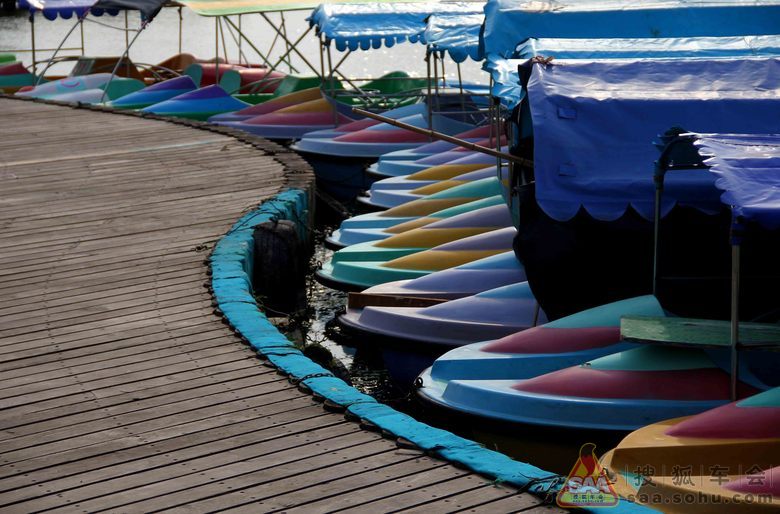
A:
620;315;780;349
218;69;241;93
70;56;144;80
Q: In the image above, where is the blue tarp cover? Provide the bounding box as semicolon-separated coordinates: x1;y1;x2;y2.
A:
309;2;483;52
92;0;167;20
482;0;780;58
526;57;780;222
485;35;780;109
18;0;118;19
422;13;483;62
516;35;780;60
483;54;525;108
694;134;780;230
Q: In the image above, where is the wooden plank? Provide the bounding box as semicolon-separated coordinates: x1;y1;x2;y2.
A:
621;315;780;348
0;423;368;511
450;494;567;513
395;484;524;513
0;98;540;513
86;443;417;512
0;397;328;486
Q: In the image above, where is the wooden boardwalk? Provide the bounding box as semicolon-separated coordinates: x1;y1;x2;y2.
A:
0;99;560;513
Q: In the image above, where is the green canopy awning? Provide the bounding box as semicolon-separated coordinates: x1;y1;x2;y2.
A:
178;0;424;17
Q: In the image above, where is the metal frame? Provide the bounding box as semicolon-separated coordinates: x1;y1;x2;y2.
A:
100;18;149;103
654;132;743;401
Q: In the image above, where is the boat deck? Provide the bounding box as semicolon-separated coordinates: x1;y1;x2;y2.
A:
0;98;559;513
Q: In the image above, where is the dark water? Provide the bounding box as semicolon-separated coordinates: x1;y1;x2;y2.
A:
278;214;614;476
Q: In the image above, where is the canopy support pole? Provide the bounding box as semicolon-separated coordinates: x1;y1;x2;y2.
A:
328;49;350;78
328;51;370;97
440;53;446;87
30;14;36;79
318;35;326;81
227;24;314;95
238;14;242;65
494;96;502;177
34;15;83;85
433;52;439;115
425;51;432;137
223;17;250;68
80;18;85;56
280;12;291;74
214;17;219;80
124;11;130;77
652;164;664;297
223;16;302;74
730;223;743;401
456;61;465;112
353;107;532;167
178;7;182;55
260;12;320;76
326;43;338;126
101;20;147;103
218;17;229;64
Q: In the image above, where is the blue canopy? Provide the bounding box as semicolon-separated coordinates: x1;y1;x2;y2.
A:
308;2;483;52
693;134;780;230
422;13;483;62
485;35;780;110
516;35;780;61
525;57;780;222
483;55;524;109
482;0;780;58
18;0;118;20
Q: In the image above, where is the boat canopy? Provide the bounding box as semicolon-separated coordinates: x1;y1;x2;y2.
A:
173;0;427;16
484;35;780;110
526;57;780;222
309;2;483;52
694;134;780;230
18;0;117;20
516;35;780;61
18;0;166;20
483;55;523;108
481;0;780;58
422;13;483;63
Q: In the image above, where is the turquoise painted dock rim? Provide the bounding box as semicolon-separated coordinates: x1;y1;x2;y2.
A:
209;188;653;513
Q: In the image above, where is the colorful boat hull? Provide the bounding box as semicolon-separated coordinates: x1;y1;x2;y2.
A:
356;251;526;301
16;73;112;99
360;166;497;210
436;345;779;431
47;77;145;104
416;295;666;411
324;204;512;268
141;85;251;121
327;195;505;248
367;125;494;178
601;387;780;512
0;62;35;93
108;75;198;110
318;225;516;291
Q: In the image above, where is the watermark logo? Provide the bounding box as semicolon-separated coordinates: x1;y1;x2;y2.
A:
556;443;619;508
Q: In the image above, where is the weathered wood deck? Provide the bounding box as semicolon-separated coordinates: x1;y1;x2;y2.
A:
0;98;559;513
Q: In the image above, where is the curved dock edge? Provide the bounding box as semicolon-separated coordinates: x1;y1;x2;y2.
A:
209;193;652;514
1;93;649;512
